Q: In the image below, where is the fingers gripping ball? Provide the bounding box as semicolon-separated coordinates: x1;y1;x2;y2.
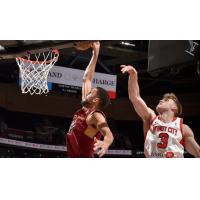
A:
74;42;93;51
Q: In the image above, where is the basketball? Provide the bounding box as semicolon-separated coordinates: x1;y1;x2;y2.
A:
74;42;92;51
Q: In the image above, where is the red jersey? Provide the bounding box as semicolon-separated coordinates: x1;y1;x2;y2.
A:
66;107;104;158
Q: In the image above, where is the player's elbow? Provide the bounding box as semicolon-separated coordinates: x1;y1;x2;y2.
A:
82;77;91;83
82;76;87;82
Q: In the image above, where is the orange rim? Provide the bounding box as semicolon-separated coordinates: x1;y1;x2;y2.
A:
16;49;59;64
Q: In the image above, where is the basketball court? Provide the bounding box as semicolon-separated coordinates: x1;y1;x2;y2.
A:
0;40;200;157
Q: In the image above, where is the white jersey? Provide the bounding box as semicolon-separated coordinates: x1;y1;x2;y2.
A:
144;116;184;158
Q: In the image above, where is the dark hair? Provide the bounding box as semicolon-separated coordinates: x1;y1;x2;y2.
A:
96;87;111;109
163;93;182;116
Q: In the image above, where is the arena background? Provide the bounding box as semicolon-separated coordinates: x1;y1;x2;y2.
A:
0;40;199;158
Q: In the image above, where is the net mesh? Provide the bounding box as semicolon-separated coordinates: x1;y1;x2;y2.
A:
16;49;59;95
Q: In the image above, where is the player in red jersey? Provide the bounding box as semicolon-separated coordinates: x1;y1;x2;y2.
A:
121;65;200;158
66;42;114;158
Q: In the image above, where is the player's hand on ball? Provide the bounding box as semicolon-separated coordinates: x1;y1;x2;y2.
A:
93;137;109;157
120;65;137;76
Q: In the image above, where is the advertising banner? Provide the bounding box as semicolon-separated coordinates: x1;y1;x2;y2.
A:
48;66;117;99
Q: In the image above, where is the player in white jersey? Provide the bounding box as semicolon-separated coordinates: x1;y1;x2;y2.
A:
121;65;200;158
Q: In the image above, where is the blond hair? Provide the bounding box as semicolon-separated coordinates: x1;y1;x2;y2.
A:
163;93;182;116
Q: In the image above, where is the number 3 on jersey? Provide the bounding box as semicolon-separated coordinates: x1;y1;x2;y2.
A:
157;133;169;149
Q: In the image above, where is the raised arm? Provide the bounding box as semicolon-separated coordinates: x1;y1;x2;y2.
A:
121;65;155;121
82;42;100;101
183;124;200;158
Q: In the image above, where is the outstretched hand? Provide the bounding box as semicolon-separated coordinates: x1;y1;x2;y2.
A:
120;65;137;76
93;137;109;157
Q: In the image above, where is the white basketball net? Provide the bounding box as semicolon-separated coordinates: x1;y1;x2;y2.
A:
16;49;59;95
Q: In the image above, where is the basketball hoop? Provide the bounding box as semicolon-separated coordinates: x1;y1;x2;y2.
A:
16;49;59;95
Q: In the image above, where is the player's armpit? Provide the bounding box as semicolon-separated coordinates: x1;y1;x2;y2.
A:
183;124;200;158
